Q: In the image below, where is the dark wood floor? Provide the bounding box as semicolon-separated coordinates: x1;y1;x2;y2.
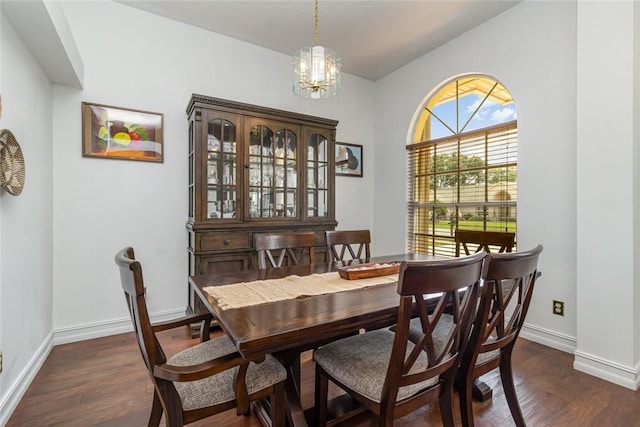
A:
7;327;640;426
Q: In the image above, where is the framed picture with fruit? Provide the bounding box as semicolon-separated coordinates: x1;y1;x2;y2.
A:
82;102;163;162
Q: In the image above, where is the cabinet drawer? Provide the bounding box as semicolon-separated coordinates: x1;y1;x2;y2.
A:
196;254;250;274
200;232;252;251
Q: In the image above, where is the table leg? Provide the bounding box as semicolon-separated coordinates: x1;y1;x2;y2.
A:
275;349;308;427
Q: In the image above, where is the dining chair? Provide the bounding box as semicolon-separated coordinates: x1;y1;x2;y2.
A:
114;247;286;427
458;244;543;427
313;252;486;427
455;229;516;257
254;231;318;389
255;231;316;269
325;229;371;261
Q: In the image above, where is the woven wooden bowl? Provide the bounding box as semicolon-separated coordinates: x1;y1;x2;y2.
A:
337;261;401;280
0;129;26;196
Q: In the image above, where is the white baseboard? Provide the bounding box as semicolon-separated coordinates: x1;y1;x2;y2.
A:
52;308;187;345
519;322;577;354
574;351;640;391
521;323;640;391
0;308;187;425
0;332;53;427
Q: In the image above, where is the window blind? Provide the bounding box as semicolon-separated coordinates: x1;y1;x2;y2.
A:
407;120;518;257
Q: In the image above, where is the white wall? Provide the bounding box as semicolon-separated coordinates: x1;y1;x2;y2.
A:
635;0;640;371
52;1;375;340
575;0;639;389
0;13;54;423
373;1;578;350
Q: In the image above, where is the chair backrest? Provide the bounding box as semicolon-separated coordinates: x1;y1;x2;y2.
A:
114;247;166;375
383;252;485;411
463;245;543;370
455;229;515;257
255;232;316;269
325;229;371;261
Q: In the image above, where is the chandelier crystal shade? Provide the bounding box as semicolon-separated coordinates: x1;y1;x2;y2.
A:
293;0;341;99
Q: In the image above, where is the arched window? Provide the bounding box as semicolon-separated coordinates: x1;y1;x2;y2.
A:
407;75;517;257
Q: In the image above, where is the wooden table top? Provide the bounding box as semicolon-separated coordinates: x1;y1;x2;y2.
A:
190;254;436;357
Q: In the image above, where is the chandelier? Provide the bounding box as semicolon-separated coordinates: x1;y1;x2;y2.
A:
293;0;341;99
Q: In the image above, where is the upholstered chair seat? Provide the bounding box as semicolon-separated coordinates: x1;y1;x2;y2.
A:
169;336;286;411
313;329;437;403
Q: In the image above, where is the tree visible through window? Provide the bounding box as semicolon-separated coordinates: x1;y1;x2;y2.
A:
407;76;517;257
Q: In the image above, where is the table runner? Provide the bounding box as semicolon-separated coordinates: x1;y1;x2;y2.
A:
203;271;399;309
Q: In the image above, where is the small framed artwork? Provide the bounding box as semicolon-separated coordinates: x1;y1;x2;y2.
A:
335;142;363;177
82;102;164;162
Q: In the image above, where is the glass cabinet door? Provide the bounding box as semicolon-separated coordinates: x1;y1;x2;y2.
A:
306;133;329;218
206;117;237;220
248;123;298;219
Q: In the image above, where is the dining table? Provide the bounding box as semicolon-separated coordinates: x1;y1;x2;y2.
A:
189;253;478;426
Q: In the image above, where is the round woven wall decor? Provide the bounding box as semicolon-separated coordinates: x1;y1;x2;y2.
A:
0;129;26;196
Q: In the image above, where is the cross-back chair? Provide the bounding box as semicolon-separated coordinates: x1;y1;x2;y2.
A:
458;244;543;427
325;229;371;261
255;232;316;269
114;247;286;427
455;229;516;257
313;252;486;427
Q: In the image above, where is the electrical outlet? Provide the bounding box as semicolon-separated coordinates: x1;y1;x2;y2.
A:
553;300;564;316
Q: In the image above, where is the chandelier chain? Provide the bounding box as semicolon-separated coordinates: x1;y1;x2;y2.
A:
314;0;319;45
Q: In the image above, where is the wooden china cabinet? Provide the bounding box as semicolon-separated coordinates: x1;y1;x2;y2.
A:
186;94;338;313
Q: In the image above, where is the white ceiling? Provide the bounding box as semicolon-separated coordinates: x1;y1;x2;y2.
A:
116;0;520;81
